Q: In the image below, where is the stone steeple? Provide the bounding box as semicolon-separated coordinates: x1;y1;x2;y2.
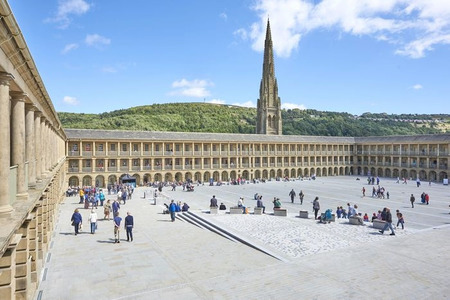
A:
256;19;282;135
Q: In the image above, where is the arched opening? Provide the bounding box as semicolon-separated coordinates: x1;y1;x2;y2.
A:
164;173;172;182
291;169;296;178
230;171;237;180
185;172;192;181
385;169;391;178
203;171;211;182
269;169;276;178
133;174;140;186
419;170;427;180
69;176;79;187
174;172;183;182
438;171;447;182
262;169;268;179
254;170;261;179
108;175;117;185
429;171;437;181
143;173;151;184
393;169;399;178
194;172;202;182
95;175;105;188
221;171;229;181
154;173;162;182
213;171;220;182
82;175;92;186
242;170;249;180
410;170;417;180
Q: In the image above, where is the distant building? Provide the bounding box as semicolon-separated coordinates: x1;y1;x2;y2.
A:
256;19;282;135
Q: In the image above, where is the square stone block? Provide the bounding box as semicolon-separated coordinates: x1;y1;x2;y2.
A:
230;207;243;214
15;276;27;291
15;264;27;277
0;268;12;285
15;251;27;264
273;208;288;216
210;207;218;214
254;207;263;215
299;210;309;218
0;249;14;267
0;285;13;299
17;239;27;251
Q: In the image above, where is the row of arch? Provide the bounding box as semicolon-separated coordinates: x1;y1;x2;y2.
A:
69;167;355;187
357;167;448;182
68;167;448;188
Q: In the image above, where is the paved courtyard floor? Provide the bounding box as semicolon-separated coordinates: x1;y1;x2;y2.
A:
37;176;450;299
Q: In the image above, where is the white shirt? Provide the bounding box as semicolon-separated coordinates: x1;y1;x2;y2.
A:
89;212;98;223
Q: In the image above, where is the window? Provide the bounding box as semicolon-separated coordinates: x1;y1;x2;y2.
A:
110;160;116;167
85;160;91;167
110;143;116;151
85;143;91;151
72;144;78;151
98;143;104;151
122;143;127;152
133;144;138;152
144;144;149;151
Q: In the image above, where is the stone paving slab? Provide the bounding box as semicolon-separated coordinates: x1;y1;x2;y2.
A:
36;177;450;299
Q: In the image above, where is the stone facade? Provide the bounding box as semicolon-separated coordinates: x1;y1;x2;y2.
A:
256;19;282;135
64;129;449;187
0;2;67;299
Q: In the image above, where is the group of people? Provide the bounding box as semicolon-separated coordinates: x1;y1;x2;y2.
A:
165;200;190;221
70;207;134;243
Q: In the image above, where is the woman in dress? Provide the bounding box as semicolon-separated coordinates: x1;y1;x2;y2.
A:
104;200;111;220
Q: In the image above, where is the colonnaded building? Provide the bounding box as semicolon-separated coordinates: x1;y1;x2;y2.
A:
0;2;448;298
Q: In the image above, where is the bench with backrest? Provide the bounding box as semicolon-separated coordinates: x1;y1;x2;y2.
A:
273;208;288;216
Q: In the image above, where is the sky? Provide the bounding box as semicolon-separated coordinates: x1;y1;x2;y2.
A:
8;0;450;115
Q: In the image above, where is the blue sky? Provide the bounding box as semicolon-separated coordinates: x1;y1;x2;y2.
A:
9;0;450;115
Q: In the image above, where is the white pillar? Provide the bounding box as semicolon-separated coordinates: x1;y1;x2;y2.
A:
26;105;36;188
34;112;42;182
10;92;28;198
0;73;14;213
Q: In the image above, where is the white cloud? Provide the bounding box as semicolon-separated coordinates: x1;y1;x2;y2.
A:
282;102;306;110
170;79;213;98
220;12;228;21
46;0;91;29
208;99;226;105
85;34;111;48
61;43;79;54
231;101;256;108
63;96;79;105
101;66;118;73
238;0;450;58
412;84;423;90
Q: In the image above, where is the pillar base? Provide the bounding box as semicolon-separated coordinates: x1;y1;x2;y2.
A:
0;204;13;213
28;183;37;189
16;193;29;200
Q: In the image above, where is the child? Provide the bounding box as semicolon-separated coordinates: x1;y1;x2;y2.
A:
363;213;369;222
341;206;348;219
336;206;342;218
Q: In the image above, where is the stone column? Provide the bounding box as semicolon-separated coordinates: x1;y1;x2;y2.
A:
40;117;47;177
0;73;14;213
11;92;28;199
34;112;42;182
26;105;36;188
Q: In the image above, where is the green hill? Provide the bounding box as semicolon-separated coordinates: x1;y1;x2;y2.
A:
58;102;449;137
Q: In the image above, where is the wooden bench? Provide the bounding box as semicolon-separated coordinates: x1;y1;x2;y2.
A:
320;213;335;222
372;219;386;229
230;207;243;214
210;207;218;214
273;208;288;216
254;207;263;215
299;210;309;218
349;216;364;225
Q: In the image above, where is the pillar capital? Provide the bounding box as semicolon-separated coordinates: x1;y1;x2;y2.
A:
10;91;28;102
0;72;14;86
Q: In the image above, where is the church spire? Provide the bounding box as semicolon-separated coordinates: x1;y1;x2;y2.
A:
256;19;282;135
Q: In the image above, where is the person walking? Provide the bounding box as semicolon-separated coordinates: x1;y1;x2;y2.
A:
299;190;304;205
114;212;122;243
396;210;404;230
379;207;395;235
312;197;320;220
362;187;365;197
410;194;415;208
112;199;120;216
124;212;134;242
169;200;177;222
71;208;82;236
289;189;296;203
88;209;98;234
